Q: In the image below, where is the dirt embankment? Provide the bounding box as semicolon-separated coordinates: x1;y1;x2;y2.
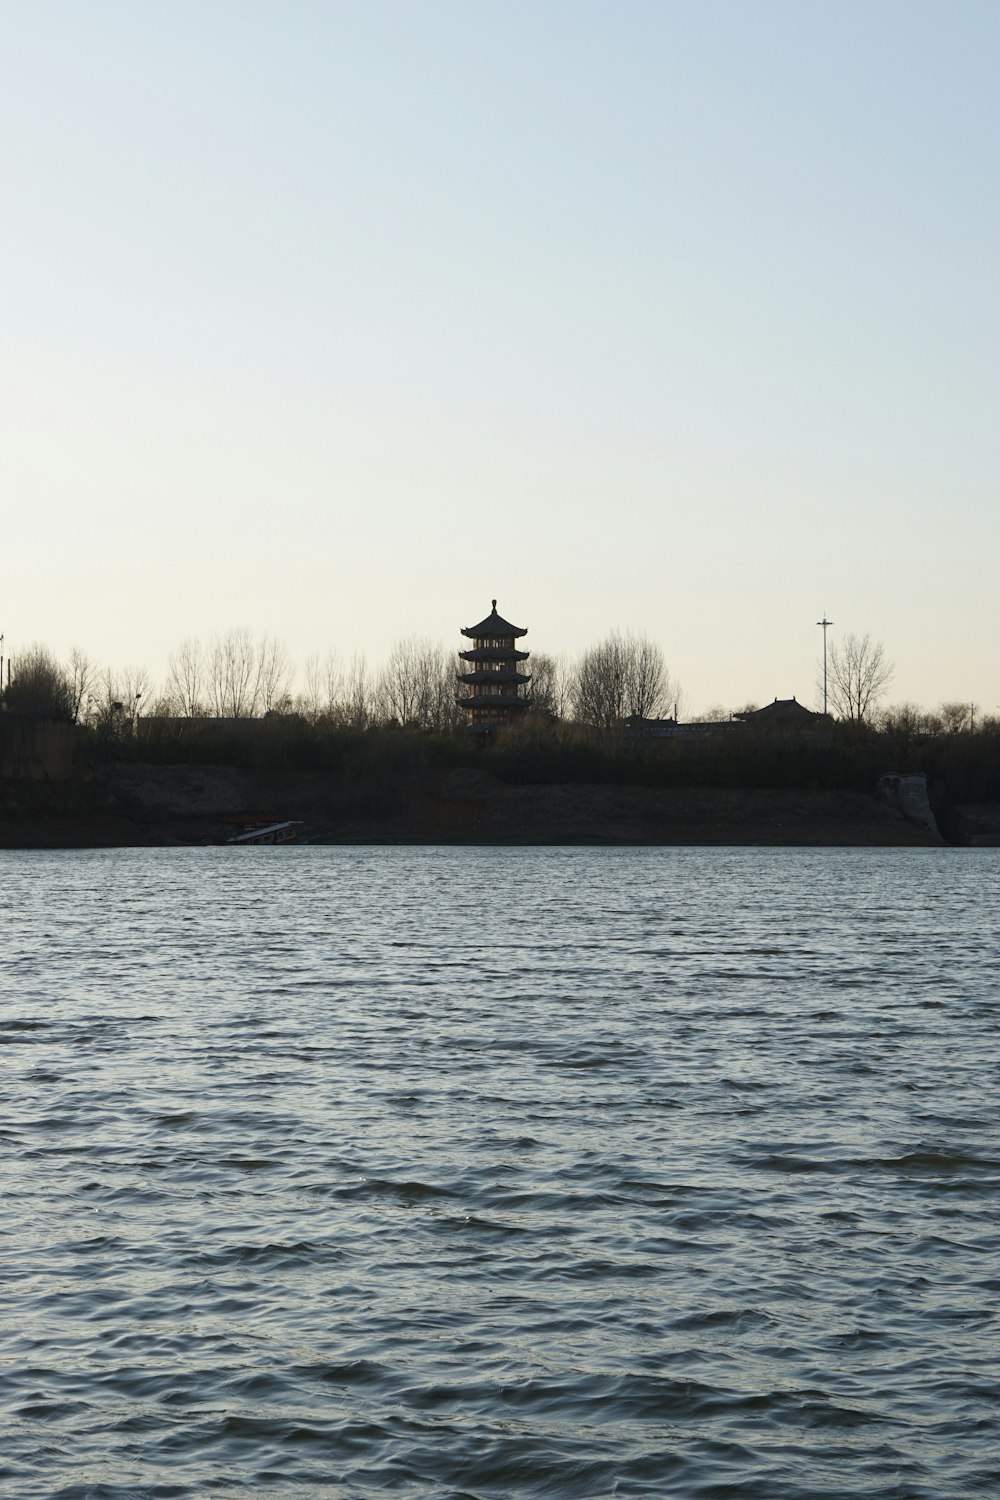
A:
0;764;950;848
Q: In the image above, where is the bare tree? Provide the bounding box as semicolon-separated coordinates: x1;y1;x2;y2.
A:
145;693;182;718
67;647;96;723
573;633;628;727
380;637;458;730
629;634;669;721
257;635;293;715
208;628;261;718
938;701;972;735
572;630;674;727
90;663;151;733
428;650;463;732
382;637;422;725
300;654;322;720
878;701;930;735
827;633;894;722
878;701;935;759
527;651;568;719
166;637;206;717
300;651;344;721
343;652;375;728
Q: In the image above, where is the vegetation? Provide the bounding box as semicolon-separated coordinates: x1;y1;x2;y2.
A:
3;624;996;808
572;630;677;726
827;632;894;722
3;644;75;720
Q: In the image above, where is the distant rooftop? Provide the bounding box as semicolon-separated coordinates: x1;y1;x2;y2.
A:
736;698;825;723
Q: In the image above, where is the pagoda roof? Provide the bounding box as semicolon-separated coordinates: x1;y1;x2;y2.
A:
461;600;527;639
459;646;529;663
457;669;531;685
457;693;531;709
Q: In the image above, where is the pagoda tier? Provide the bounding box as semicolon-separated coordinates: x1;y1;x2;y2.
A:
457;668;531;686
459;694;528;710
457;599;531;733
459;646;529;663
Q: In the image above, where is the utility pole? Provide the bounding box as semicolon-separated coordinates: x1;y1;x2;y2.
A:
816;616;833;715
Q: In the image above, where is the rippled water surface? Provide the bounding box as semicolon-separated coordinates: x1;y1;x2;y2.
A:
2;846;999;1498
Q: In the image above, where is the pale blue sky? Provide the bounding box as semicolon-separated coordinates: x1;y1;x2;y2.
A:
2;1;997;710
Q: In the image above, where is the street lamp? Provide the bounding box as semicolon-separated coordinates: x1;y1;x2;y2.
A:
817;616;833;715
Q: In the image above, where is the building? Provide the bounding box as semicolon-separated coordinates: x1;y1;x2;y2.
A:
624;697;831;746
457;600;531;732
733;698;830;742
734;697;826;729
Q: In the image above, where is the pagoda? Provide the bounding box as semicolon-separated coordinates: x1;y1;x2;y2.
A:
457;600;531;732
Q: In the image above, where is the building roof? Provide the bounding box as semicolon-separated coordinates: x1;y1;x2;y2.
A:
461;600;528;639
457;693;531;709
457;668;531;685
737;697;824;723
458;646;529;663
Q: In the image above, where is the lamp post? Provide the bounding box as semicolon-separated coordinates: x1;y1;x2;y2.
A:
817;616;833;715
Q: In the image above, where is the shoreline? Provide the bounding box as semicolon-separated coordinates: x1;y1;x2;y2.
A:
0;765;960;849
0;828;952;849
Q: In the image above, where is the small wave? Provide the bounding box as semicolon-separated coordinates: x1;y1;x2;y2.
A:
332;1176;459;1203
740;1153;832;1174
672;1307;777;1333
857;1148;1000;1175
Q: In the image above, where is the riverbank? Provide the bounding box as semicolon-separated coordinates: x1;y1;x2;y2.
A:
0;764;957;847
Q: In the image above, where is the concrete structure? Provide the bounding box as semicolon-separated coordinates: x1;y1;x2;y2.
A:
877;772;941;838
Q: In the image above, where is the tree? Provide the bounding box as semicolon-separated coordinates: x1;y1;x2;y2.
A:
343;653;375;728
205;621;293;714
381;637;430;726
205;629;291;718
67;647;96;723
529;652;570;719
629;633;670;721
572;630;674;728
938;701;973;735
87;663;152;736
877;702;934;762
257;635;293;715
209;629;258;717
165;637;206;717
827;632;893;722
380;637;460;731
4;644;74;719
429;651;463;732
300;651;343;722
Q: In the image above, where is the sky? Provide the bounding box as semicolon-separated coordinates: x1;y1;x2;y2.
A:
2;0;998;713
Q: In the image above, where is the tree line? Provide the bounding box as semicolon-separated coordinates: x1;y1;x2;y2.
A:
1;624;990;739
0;627;681;733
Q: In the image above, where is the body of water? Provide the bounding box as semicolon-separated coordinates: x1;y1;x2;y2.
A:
2;846;999;1498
